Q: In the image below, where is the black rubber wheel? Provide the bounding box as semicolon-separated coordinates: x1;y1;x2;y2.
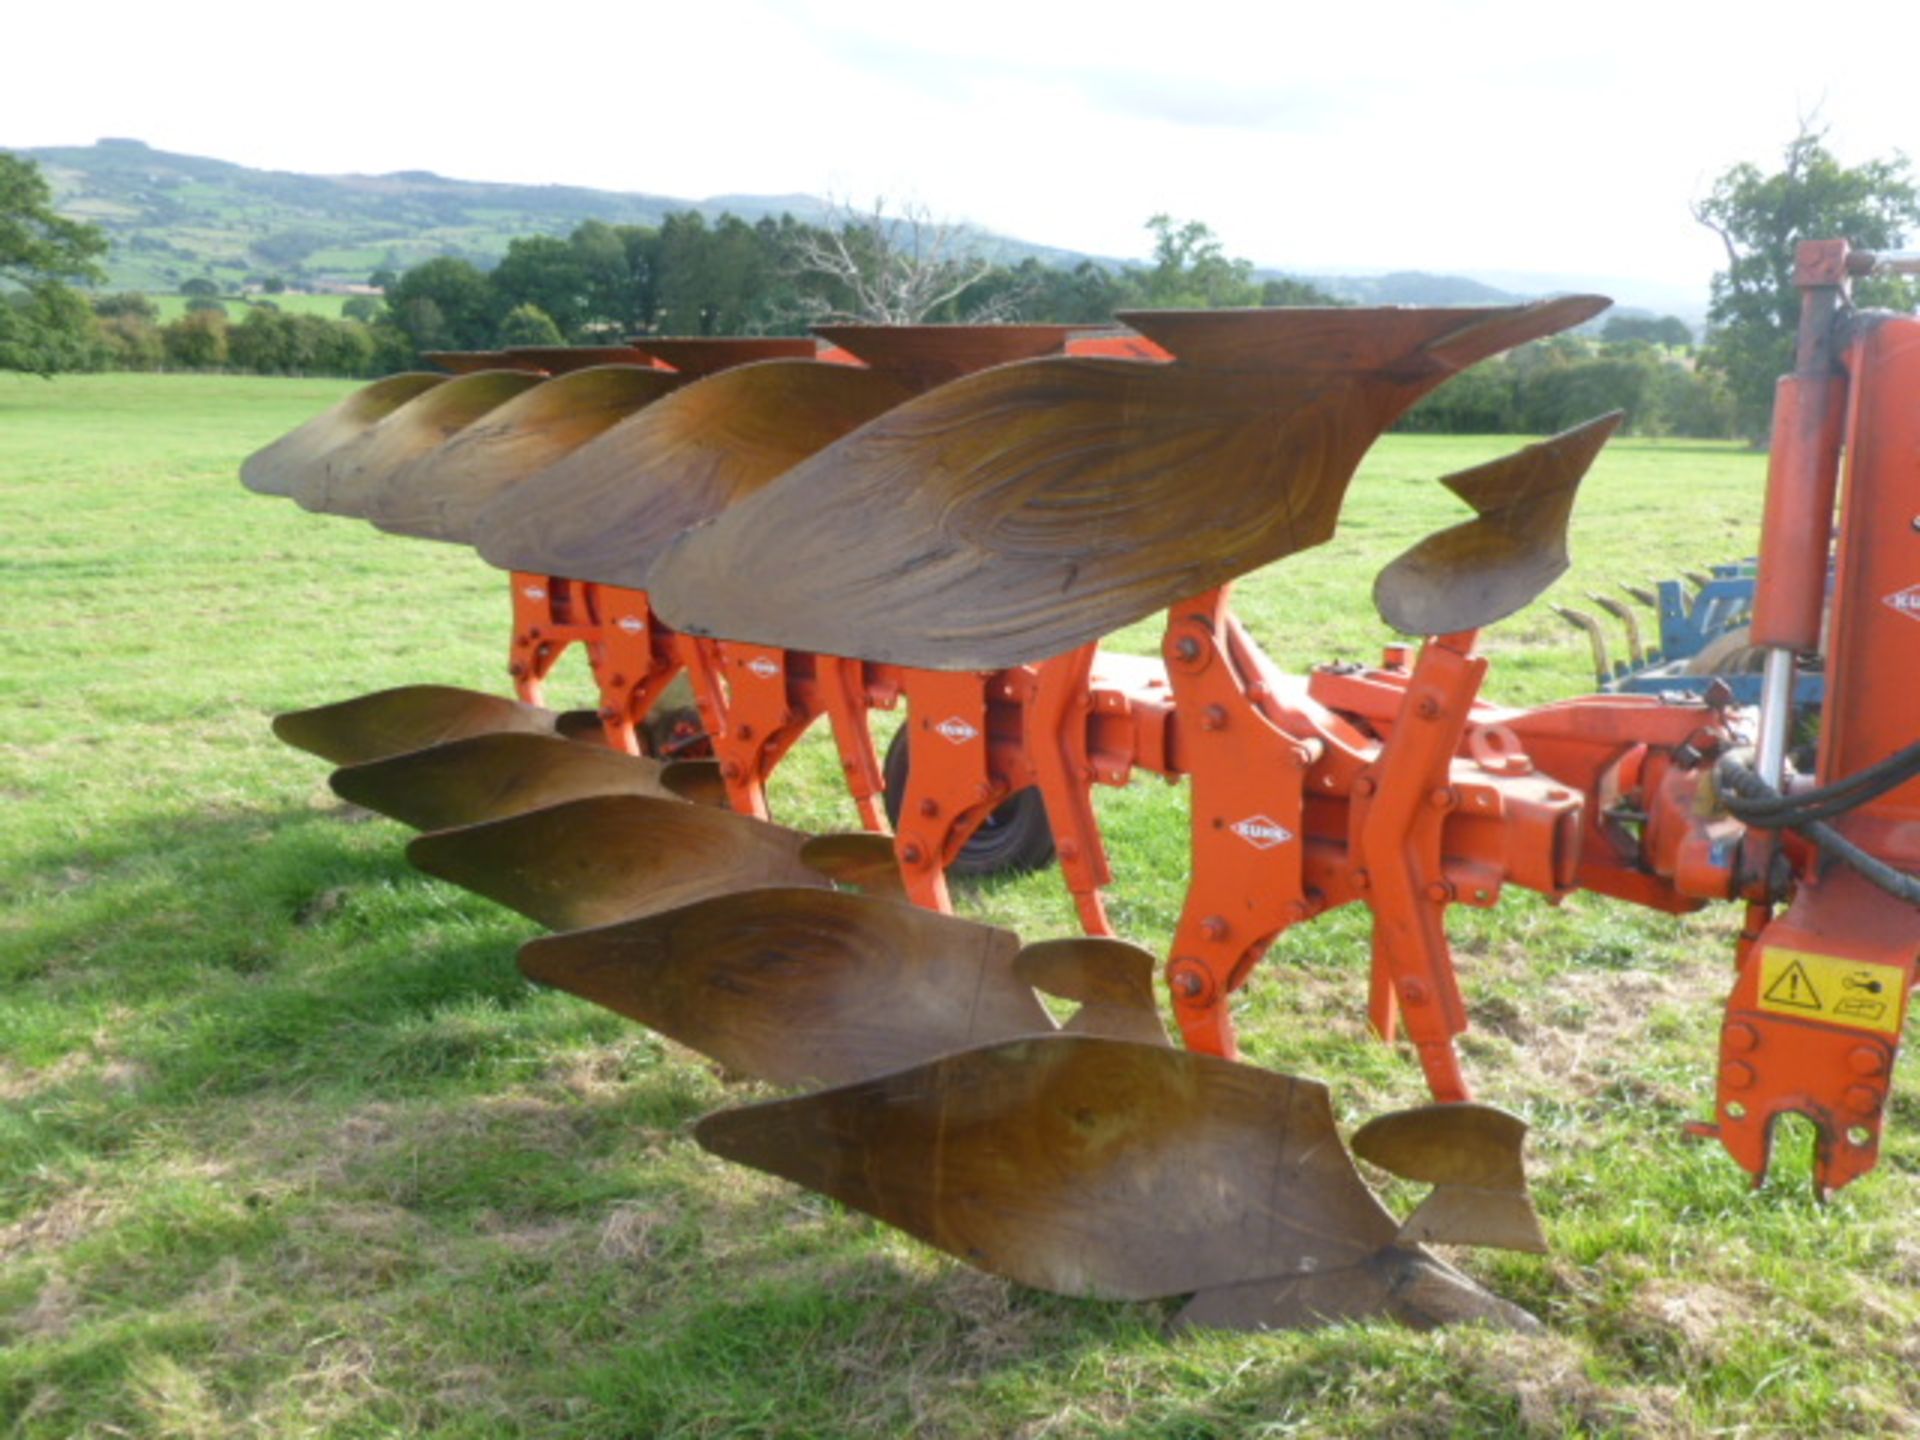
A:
882;727;1056;876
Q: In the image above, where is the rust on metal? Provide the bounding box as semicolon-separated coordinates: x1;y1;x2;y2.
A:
421;350;526;374
503;346;653;374
367;366;682;542
1012;937;1170;1045
1174;1247;1540;1332
295;371;545;516
632;337;819;376
519;888;1051;1086
797;832;909;898
1372;413;1623;637
240;373;446;497
698;1035;1468;1307
812;325;1074;389
473;362;914;585
406;793;825;930
328;732;678;831
272;685;557;766
648;298;1607;670
1351;1103;1547;1253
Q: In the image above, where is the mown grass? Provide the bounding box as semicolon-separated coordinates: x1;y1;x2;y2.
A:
3;373;1918;1438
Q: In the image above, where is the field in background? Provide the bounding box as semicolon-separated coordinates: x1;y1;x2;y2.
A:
148;292;350;323
4;374;1918;1437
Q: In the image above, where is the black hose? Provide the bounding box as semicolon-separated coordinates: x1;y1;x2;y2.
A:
1719;738;1920;826
1718;754;1920;907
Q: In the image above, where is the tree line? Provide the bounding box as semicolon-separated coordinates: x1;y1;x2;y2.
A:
6;130;1916;442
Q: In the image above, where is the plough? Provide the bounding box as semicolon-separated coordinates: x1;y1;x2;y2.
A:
241;239;1920;1334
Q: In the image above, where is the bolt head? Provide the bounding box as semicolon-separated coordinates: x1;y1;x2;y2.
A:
1845;1085;1882;1117
1849;1046;1886;1077
1200;915;1228;942
918;797;940;818
1402;979;1429;1005
1175;635;1202;662
1725;1023;1760;1055
1720;1060;1755;1091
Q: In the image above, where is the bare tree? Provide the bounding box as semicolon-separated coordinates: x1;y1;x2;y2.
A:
789;196;1025;324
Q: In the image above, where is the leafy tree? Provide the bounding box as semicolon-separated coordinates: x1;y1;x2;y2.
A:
93;292;159;323
1130;215;1261;308
497;302;563;347
0;152;109;375
179;276;220;298
384;256;493;351
1601;314;1693;347
186;297;228;316
1260;275;1343;308
341;295;381;324
491;235;592;337
161;310;227;368
1694;125;1920;436
261;275;287;294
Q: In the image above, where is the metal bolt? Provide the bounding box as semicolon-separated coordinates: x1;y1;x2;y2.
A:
1200;704;1228;731
720;761;741;780
1352;870;1370;891
609;674;626;687
1057;839;1078;861
1402;979;1429;1005
1725;1023;1760;1055
1415;694;1441;720
1353;776;1376;798
1168;959;1212;1002
1845;1085;1882;1117
900;841;925;866
918;798;940;818
1425;881;1454;903
1174;635;1202;663
736;724;754;741
1849;1046;1885;1077
1200;915;1228;942
1428;787;1455;810
1720;1061;1755;1091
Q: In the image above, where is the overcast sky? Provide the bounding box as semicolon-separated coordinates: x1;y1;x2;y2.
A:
9;0;1914;307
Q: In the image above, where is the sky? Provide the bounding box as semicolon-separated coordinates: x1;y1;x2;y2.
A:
8;0;1916;310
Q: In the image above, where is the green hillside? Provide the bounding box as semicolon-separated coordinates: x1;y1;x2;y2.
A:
22;138;842;293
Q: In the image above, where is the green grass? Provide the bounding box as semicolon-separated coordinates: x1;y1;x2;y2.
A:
4;373;1919;1437
148;293;352;323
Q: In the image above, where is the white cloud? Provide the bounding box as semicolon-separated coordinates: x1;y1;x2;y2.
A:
9;0;1915;298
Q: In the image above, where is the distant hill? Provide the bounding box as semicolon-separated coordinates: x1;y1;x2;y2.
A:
21;138;850;292
16;139;1700;328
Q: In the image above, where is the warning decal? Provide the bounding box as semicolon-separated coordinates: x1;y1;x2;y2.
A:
1756;948;1906;1035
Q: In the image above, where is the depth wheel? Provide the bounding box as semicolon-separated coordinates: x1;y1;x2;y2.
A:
882;728;1056;877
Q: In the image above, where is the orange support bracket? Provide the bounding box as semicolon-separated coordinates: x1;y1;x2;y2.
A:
1350;632;1485;1103
507;570;600;709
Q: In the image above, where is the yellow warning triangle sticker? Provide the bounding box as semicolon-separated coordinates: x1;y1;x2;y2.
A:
1755;948;1905;1034
1763;959;1822;1011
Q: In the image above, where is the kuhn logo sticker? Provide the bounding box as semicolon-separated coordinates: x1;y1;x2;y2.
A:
521;585;547;602
746;657;780;679
615;615;645;635
934;716;979;745
1230;815;1294;850
1884;585;1920;624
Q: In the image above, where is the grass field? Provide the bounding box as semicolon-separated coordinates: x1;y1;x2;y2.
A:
147;293;352;324
4;373;1919;1438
